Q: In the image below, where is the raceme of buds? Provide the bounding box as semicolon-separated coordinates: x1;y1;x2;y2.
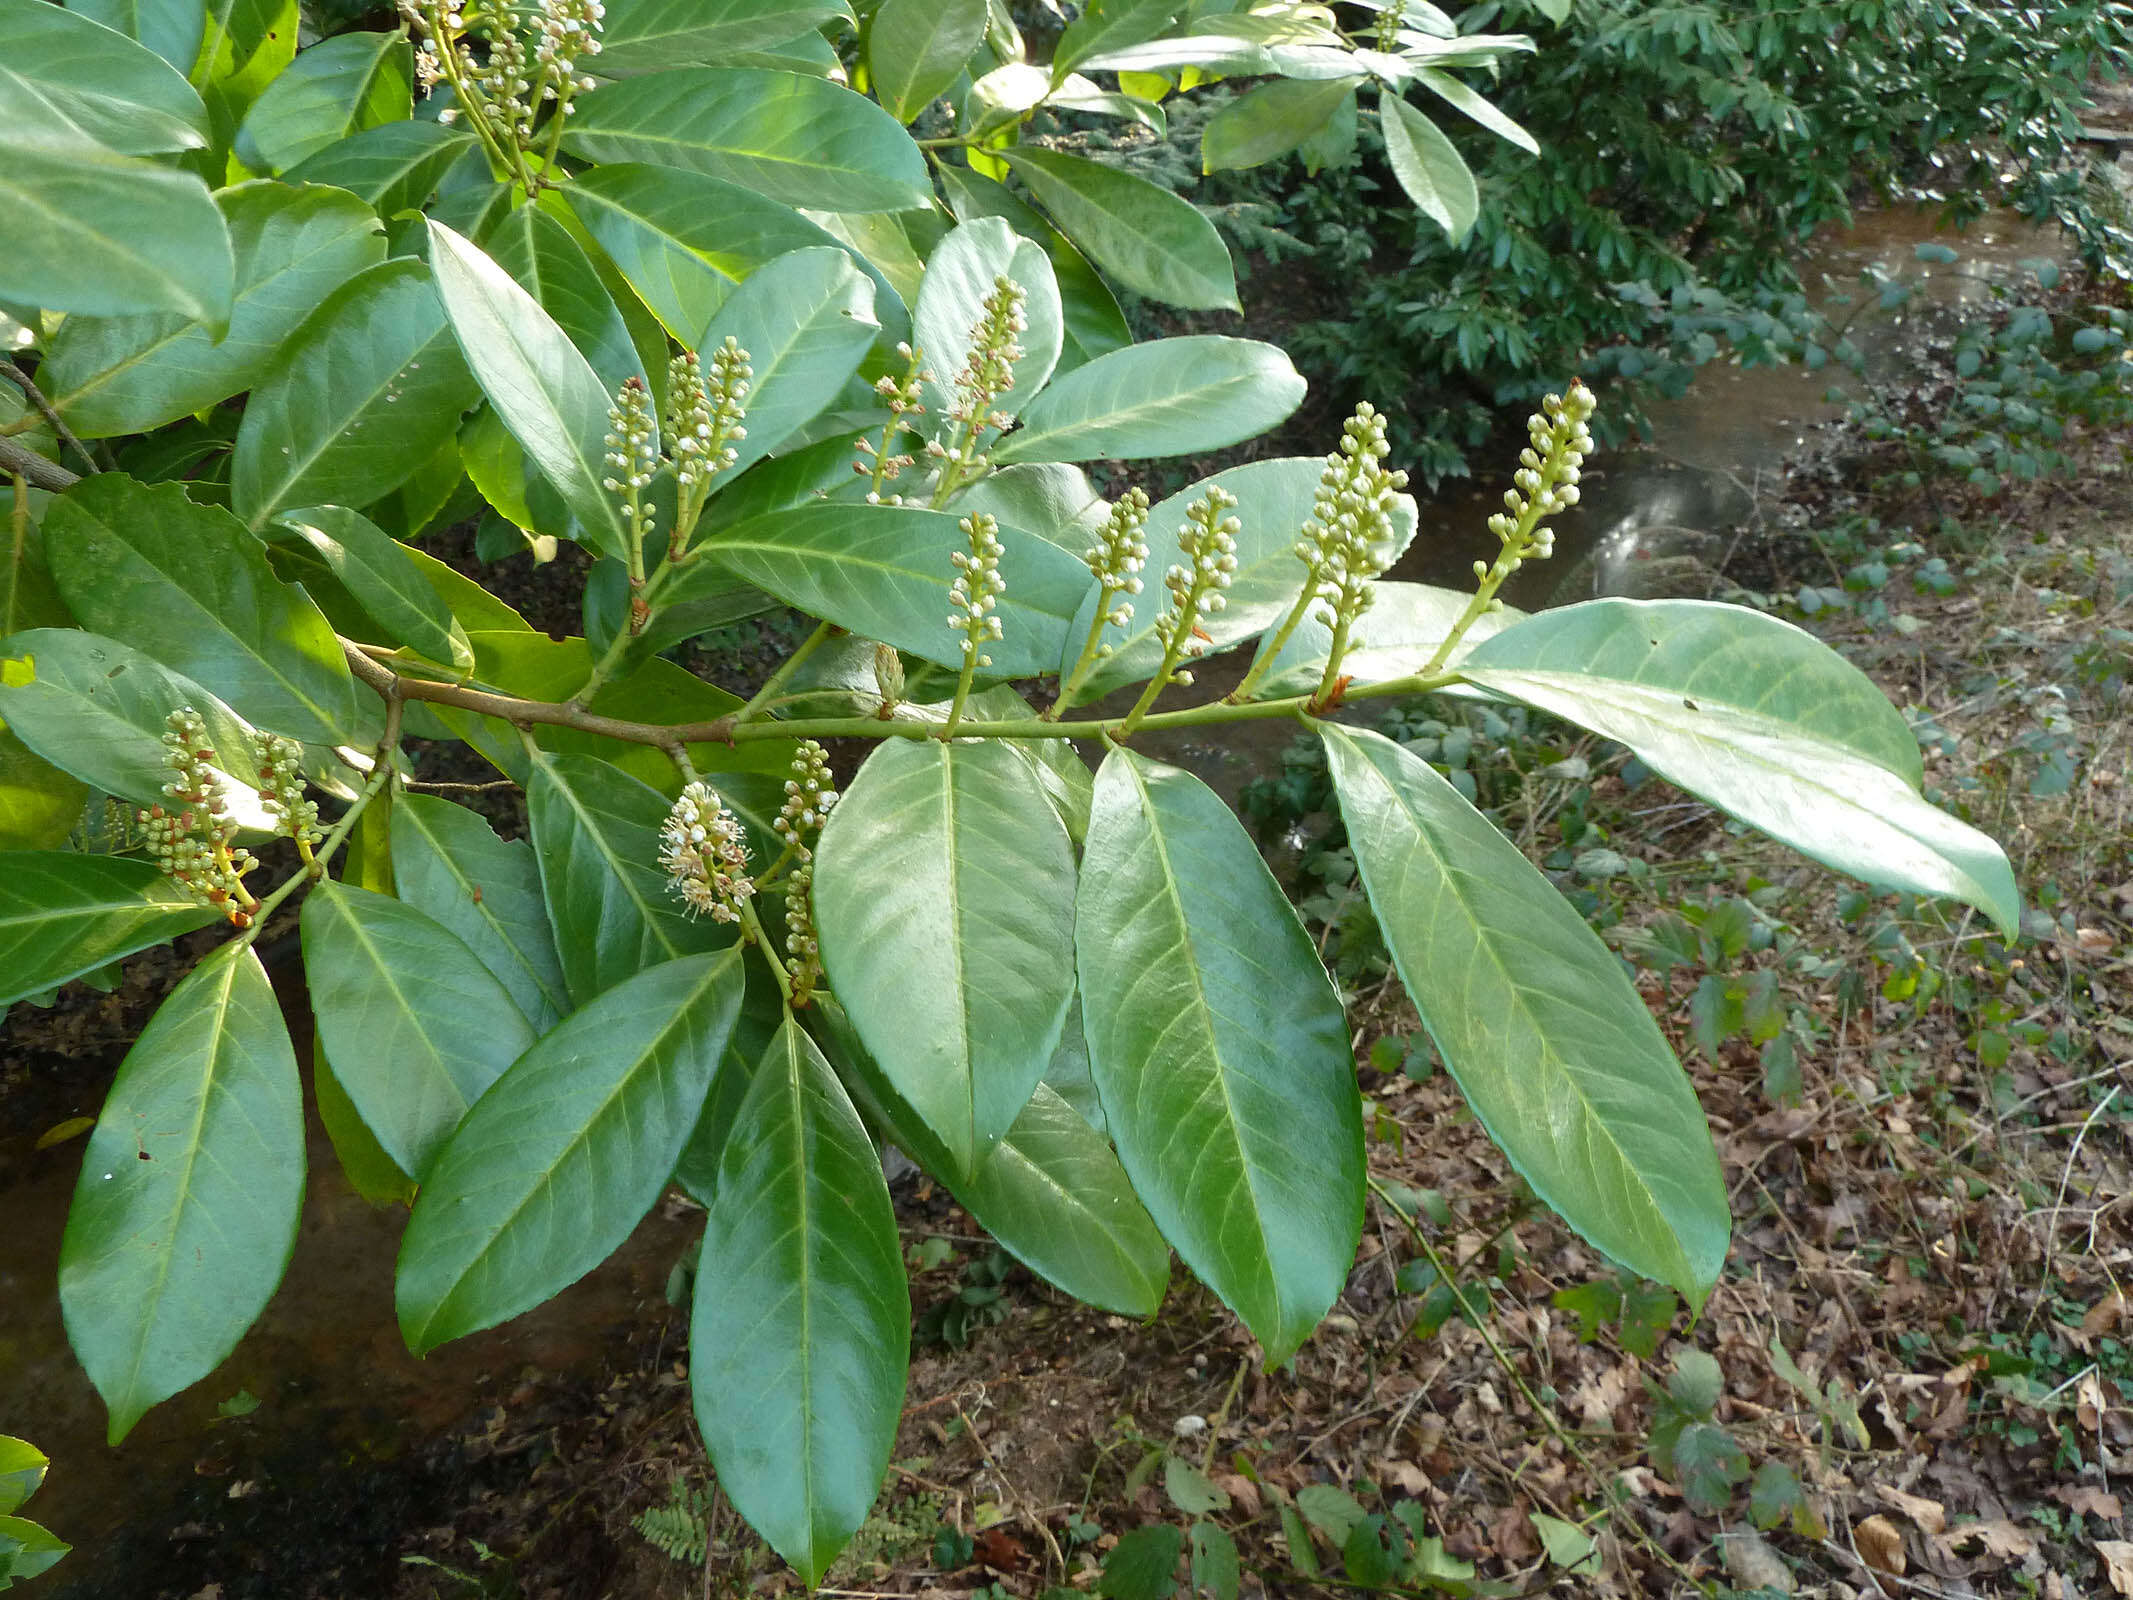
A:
1484;380;1596;570
782;859;823;1006
933;276;1027;479
1151;487;1240;688
533;0;603;94
253;731;322;849
667;341;751;491
948;512;1006;667
140;708;256;924
773;740;837;861
858;342;927;502
1083;488;1150;645
871;642;905;711
603;377;658;495
1294;402;1409;633
659;781;754;924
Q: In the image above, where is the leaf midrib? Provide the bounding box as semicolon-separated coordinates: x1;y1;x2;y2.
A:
1120;757;1280;1310
1336;730;1693;1285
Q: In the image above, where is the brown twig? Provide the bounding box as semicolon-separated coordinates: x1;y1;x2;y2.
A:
0;359;97;478
0;432;76;493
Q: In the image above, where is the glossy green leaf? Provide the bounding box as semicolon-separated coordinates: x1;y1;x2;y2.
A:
272;505;473;670
705;503;1088;675
191;0;298;150
565;163;906;347
59;944;303;1442
0;1513;71;1582
1242;580;1511;699
691;1014;909;1586
402;543;532;633
670;955;784;1202
1060;456;1416;703
1377;91;1476;242
44;181;384;439
0;628;271;821
1460;598;2018;936
302;880;535;1181
1318;723;1729;1301
314;1041;417;1206
428;222;631;561
1075;748;1362;1362
281;119;475;215
1202;76;1357;171
0;1439;47;1518
0;735;86;851
815;739;1077;1176
1;0;209;153
2;510;68;640
957;1084;1169;1314
396;949;746;1350
596;0;852;75
1052;0;1178;79
231;257;480;532
42;476;358;745
0;853;217;1008
698;247;879;479
1413;65;1535;153
2;141;232;326
234;29;409;174
484;204;648;398
65;0;206;76
391;793;570;1032
564;68;932;214
935;164;1131;375
870;0;987;122
995;336;1304;464
1001;147;1237;311
914;218;1063;429
527;752;731;1006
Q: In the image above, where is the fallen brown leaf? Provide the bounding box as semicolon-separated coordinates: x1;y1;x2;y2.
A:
1878;1486;1946;1535
2100;1540;2133;1597
1935;1519;2037;1564
2050;1484;2123;1521
1856;1514;1907;1576
1720;1528;1795;1593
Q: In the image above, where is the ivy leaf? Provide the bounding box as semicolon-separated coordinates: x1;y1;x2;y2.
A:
691;1015;910;1586
0;853;217;1009
1461;598;2019;936
230;257;479;532
995;335;1304;464
428;222;631;561
527;752;731;1007
43;181;384;440
2;141;232;326
1075;748;1362;1363
1377;91;1477;243
1318;723;1729;1304
0;0;210;153
564;68;933;214
704;503;1088;677
301;880;535;1182
870;0;987;123
391;793;570;1032
1001;147;1238;311
42;476;359;746
397;949;746;1350
59;945;303;1442
815;739;1077;1176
